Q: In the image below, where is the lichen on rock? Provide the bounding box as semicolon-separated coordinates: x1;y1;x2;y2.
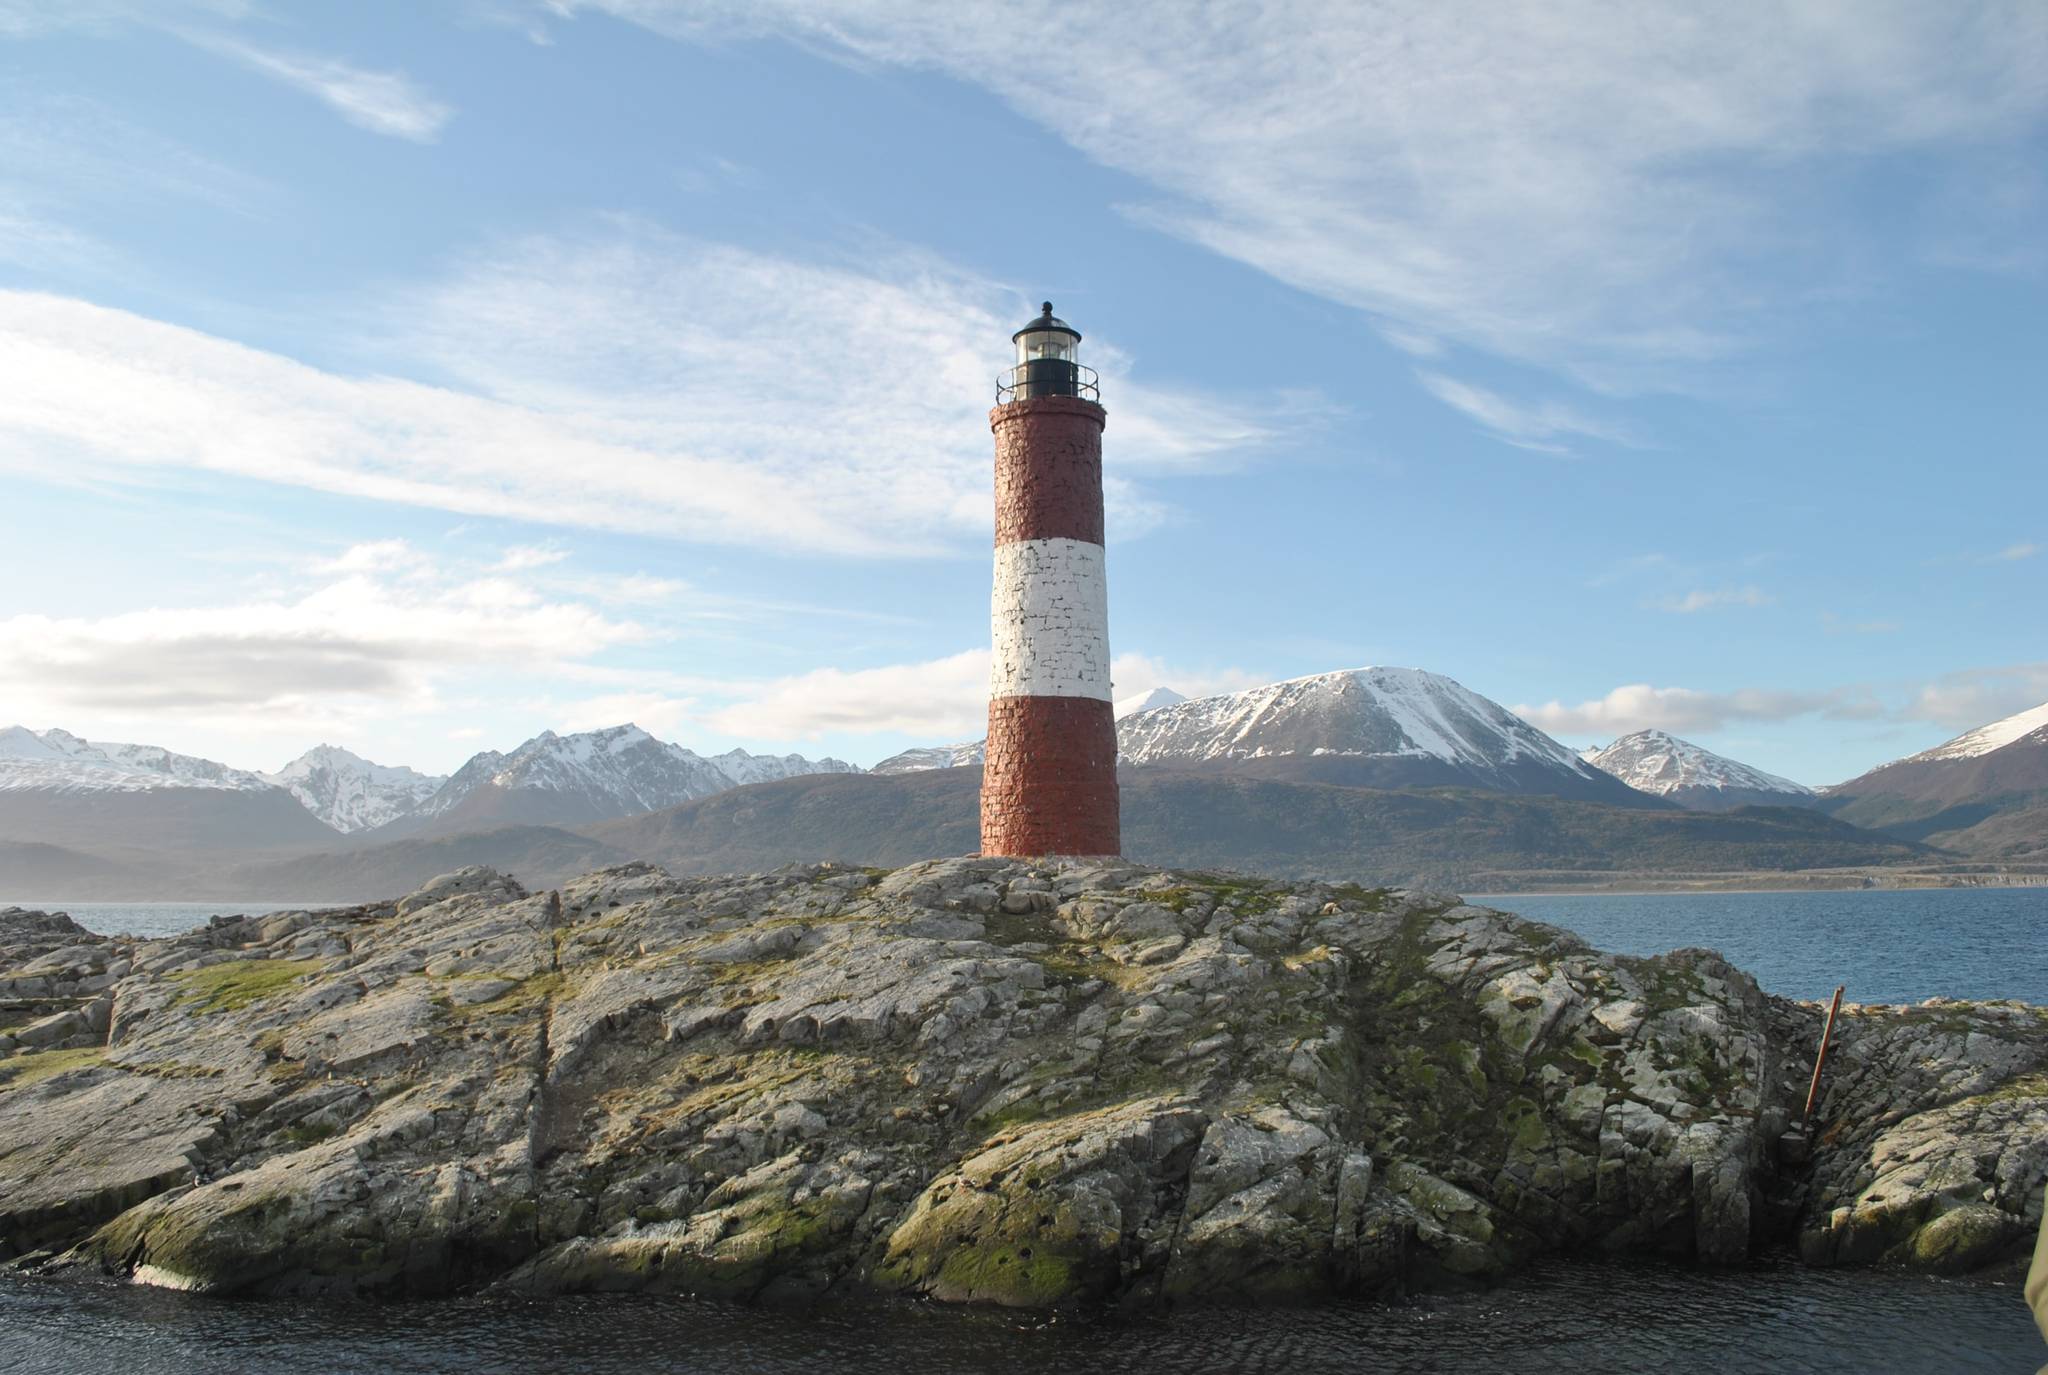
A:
0;863;2040;1306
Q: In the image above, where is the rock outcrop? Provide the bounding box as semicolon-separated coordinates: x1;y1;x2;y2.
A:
0;863;2041;1305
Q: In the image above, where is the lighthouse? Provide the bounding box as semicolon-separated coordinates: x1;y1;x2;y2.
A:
980;303;1120;858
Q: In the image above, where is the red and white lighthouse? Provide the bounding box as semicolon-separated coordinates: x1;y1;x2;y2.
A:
980;303;1120;858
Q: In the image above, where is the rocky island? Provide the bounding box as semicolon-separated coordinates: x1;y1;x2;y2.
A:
1;859;2042;1305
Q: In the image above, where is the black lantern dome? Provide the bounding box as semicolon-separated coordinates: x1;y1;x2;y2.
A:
999;302;1099;403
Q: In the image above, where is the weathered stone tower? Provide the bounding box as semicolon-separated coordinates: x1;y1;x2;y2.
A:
980;303;1120;857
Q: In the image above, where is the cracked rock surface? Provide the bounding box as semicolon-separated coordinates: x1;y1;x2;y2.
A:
0;860;2041;1304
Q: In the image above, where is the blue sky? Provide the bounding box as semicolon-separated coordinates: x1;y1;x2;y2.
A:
0;0;2042;784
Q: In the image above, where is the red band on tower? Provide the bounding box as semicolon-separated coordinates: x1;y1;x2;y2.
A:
992;396;1107;546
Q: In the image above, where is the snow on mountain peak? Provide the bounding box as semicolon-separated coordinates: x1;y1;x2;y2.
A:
711;747;861;787
416;724;863;823
1906;699;2048;764
870;741;986;775
1118;666;1596;774
0;727;274;795
261;745;447;834
1584;729;1813;801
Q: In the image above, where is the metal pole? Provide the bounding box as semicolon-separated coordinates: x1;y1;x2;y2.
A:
1802;984;1845;1129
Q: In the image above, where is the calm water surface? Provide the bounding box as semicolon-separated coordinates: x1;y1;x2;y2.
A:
0;1256;2038;1375
0;900;359;941
1469;887;2048;1005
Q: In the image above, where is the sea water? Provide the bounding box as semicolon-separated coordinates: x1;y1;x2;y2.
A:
1471;887;2048;1005
0;1254;2037;1373
0;900;357;941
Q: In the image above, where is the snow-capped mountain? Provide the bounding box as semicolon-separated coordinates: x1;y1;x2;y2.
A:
871;741;987;775
1114;667;1649;803
261;745;447;834
402;724;860;836
0;726;273;793
0;726;342;853
1897;700;2048;765
870;687;1189;774
1582;730;1816;812
870;670;1651;805
1825;698;2048;845
709;748;862;788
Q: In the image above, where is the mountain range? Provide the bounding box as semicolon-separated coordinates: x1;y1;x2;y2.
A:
0;723;857;856
391;725;858;839
4;671;2042;899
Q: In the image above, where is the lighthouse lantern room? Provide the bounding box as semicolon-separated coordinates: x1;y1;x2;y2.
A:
1000;302;1100;403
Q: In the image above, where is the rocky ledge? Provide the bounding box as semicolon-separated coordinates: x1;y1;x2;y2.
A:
1;859;2042;1305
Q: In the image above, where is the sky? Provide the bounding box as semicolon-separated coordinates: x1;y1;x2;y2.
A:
0;0;2042;786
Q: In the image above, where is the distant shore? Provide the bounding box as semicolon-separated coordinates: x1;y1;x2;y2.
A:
1465;867;2048;896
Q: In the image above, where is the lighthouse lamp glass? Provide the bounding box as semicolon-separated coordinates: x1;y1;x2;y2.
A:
1015;329;1076;365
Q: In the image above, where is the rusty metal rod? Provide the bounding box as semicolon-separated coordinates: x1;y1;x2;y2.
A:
1802;984;1845;1128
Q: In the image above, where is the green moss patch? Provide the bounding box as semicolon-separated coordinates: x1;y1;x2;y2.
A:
171;958;325;1014
0;1044;108;1089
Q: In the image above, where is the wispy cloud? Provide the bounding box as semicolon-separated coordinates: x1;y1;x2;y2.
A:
0;88;267;272
181;34;452;141
1654;585;1773;614
0;0;248;37
0;224;1294;557
494;543;569;573
1416;371;1631;453
564;2;2048;394
1988;541;2039;563
3;8;449;142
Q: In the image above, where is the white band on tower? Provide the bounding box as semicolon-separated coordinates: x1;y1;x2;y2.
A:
989;537;1111;702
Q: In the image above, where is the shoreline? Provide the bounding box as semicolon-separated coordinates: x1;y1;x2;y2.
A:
1472;883;2048;899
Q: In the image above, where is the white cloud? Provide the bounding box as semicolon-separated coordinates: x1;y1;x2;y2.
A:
1655;585;1773;614
494;543;569;572
1515;683;1880;737
705;649;992;742
0;224;1288;558
569;2;2048;390
1904;663;2048;730
697;646;1275;744
1416;371;1632;452
1517;663;2048;742
181;34;452;141
1989;541;2039;562
314;538;431;576
0;541;650;737
1108;651;1265;705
